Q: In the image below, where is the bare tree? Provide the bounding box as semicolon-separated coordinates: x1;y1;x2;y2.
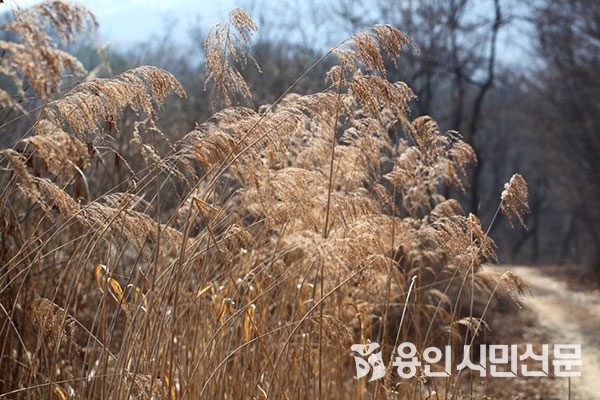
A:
528;0;600;269
323;0;509;214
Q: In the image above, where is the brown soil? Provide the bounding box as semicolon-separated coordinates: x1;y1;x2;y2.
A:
479;265;600;400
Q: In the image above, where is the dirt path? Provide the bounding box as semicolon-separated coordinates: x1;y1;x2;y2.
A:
493;265;600;400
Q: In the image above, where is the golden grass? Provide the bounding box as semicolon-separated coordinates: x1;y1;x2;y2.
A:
0;2;530;399
0;1;96;110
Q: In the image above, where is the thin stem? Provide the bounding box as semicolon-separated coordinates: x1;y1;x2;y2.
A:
389;275;417;365
323;72;344;239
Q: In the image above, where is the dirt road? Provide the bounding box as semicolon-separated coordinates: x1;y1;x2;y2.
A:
494;265;600;400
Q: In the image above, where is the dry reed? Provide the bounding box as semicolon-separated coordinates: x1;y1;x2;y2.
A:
0;3;530;399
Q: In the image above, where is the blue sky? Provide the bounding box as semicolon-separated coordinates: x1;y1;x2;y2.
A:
9;0;533;65
12;0;243;46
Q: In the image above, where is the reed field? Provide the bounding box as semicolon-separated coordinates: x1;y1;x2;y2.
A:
0;3;531;399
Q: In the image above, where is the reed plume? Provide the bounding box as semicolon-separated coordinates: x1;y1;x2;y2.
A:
0;4;530;399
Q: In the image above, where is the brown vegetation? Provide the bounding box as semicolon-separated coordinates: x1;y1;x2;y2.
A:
0;3;529;399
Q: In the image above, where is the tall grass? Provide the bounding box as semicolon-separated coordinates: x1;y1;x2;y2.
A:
0;3;529;399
